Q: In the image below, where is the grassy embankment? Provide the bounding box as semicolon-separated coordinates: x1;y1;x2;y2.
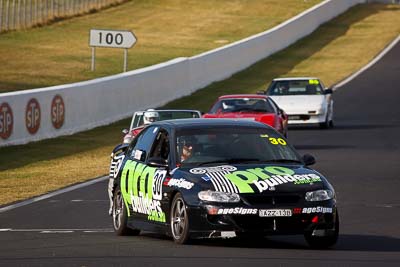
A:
0;2;399;205
0;0;321;93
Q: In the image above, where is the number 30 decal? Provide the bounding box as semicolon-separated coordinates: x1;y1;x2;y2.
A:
269;137;287;145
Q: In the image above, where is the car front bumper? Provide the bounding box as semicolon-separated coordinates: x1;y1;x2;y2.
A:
186;204;338;238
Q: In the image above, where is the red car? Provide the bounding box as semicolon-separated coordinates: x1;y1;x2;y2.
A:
203;94;288;137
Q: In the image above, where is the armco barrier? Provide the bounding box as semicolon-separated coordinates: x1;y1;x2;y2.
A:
0;0;366;147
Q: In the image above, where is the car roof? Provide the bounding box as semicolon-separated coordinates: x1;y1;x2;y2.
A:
218;94;269;100
272;77;319;81
151;118;272;130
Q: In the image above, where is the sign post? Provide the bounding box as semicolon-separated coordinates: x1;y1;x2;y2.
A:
89;29;137;72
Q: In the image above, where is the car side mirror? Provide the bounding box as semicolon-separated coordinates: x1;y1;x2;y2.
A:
148;157;168;168
302;154;316;166
324;88;333;94
257;90;266;95
131;149;147;162
122;129;129;135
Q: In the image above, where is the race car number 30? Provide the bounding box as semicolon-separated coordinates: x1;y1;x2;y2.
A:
259;209;292;217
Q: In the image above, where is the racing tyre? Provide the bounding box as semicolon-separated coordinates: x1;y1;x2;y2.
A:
113;186;140;236
170;193;190;244
304;211;339;249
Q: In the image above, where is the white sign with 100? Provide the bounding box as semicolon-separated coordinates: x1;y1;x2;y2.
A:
89;29;137;71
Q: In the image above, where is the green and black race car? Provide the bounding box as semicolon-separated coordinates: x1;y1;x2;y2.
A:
108;119;339;248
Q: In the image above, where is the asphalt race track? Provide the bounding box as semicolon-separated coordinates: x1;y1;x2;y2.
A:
1;41;400;266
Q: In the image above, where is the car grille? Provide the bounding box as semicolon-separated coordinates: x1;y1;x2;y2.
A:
240;194;301;206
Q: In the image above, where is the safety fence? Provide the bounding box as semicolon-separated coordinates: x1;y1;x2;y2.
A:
0;0;129;33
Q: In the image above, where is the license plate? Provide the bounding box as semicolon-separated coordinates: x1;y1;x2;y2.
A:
288;115;301;120
259;209;292;217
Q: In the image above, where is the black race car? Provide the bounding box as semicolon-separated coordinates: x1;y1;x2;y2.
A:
108;119;339;248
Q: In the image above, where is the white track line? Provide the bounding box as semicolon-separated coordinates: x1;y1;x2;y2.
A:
333;35;400;90
0;176;108;213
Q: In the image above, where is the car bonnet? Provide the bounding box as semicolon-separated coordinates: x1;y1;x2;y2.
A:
174;164;328;194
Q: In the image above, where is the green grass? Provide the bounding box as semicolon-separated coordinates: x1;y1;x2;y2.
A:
0;0;321;93
164;4;400;112
0;2;399;205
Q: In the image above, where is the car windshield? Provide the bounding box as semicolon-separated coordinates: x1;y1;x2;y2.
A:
268;80;323;96
158;111;200;120
176;127;301;166
132;110;200;128
209;98;275;114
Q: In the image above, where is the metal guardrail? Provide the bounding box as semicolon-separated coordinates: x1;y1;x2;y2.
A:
0;0;129;33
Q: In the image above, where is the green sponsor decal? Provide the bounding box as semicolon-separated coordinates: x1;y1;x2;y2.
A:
121;160;138;216
293;177;321;185
224;166;320;193
120;159;166;221
148;211;166;222
225;171;259;193
247;168;271;180
264;166;294;175
133;163;146;197
141;166;156;199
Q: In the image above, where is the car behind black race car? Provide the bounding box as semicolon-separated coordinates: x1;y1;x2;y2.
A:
108;119;339;248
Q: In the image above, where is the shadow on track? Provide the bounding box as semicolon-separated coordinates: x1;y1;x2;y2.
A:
336;234;400;252
139;232;400;252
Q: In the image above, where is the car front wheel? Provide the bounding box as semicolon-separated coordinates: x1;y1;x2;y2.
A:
170;193;190;244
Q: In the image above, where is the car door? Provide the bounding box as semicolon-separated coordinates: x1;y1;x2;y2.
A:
120;125;170;227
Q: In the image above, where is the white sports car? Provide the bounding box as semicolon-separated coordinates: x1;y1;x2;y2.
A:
265;77;334;128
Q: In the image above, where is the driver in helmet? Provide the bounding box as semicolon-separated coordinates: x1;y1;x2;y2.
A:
178;136;197;162
143;110;159;125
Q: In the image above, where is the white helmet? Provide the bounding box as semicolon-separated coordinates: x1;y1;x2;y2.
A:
143;110;159;124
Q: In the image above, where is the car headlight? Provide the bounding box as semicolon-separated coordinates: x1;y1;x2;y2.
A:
305;189;334;201
198;190;240;203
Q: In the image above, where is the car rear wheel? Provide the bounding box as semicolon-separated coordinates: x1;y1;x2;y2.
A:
113;186;140;236
304;211;339;249
170;193;190;244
